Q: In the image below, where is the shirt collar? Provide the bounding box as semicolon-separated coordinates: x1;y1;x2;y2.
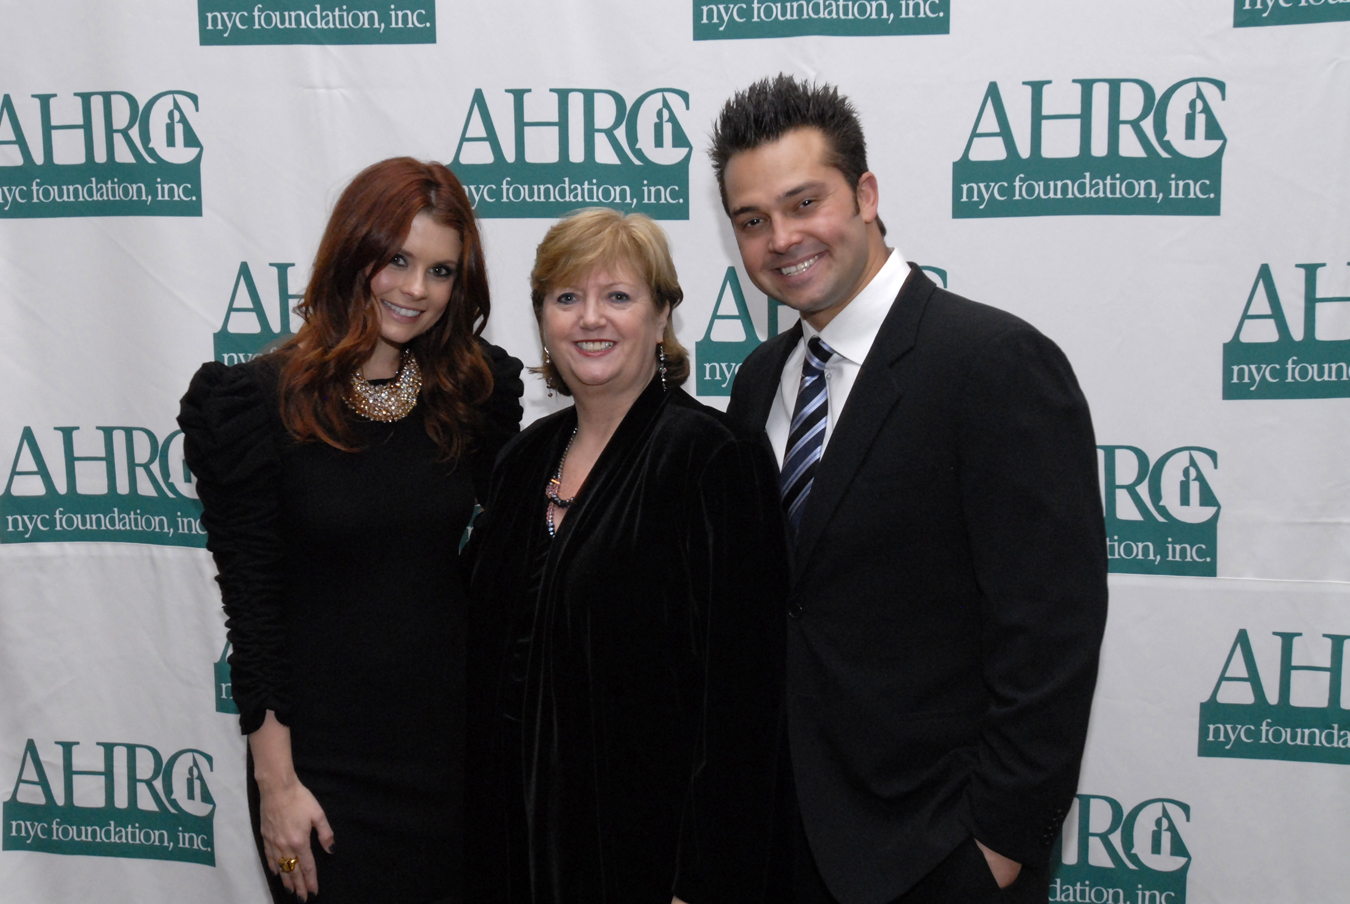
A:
803;248;909;365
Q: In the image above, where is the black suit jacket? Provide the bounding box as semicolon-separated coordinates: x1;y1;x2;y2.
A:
727;266;1108;904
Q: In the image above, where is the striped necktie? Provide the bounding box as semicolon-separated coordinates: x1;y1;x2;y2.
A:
780;336;835;535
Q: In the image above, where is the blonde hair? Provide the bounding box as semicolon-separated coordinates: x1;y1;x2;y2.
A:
529;208;689;396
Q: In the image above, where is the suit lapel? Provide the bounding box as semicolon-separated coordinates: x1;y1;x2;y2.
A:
740;322;801;428
794;267;936;568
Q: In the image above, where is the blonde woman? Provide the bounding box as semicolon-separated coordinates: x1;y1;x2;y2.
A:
465;208;791;904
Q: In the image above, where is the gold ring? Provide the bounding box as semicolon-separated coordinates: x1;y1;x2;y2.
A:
279;856;298;873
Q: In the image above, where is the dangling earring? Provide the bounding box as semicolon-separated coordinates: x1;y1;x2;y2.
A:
657;342;668;393
543;347;555;398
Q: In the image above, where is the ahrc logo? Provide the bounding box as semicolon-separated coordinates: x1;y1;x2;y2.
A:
1098;445;1220;577
1;424;204;547
199;1;436;45
693;0;950;40
0;90;202;218
1199;629;1350;765
213;260;303;364
1050;794;1191;904
694;267;791;396
452;87;691;219
3;739;216;865
953;78;1225;218
1234;0;1350;28
1223;261;1350;399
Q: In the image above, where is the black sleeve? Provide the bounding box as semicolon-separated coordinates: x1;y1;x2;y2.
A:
178;361;290;735
673;436;791;904
956;326;1109;865
471;339;525;506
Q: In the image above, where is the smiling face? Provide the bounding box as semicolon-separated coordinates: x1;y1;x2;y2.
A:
723;126;887;330
541;265;669;406
366;212;462;376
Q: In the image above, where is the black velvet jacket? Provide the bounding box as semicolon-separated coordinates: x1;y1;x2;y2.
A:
465;378;791;904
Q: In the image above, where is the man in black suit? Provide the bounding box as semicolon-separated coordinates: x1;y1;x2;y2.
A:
712;75;1108;904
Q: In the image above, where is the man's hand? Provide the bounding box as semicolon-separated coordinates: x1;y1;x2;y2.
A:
975;839;1022;889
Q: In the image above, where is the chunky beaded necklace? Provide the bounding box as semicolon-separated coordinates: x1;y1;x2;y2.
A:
344;349;422;422
545;426;579;538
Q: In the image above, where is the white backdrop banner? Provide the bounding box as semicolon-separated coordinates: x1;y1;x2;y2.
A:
1;1;1347;901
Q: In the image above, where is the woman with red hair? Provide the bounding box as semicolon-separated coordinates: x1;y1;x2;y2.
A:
179;157;523;904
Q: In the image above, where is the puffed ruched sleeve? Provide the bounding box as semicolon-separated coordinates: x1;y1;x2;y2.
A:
471;340;525;504
178;360;290;735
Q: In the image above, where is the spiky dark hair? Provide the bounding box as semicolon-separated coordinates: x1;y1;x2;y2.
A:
710;74;879;234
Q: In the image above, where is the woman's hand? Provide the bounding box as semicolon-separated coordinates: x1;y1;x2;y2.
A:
250;712;335;901
257;776;333;900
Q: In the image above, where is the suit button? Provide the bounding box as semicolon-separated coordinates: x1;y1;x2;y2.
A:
788;602;804;619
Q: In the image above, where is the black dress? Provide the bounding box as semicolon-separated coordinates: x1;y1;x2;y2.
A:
179;344;523;904
465;377;792;904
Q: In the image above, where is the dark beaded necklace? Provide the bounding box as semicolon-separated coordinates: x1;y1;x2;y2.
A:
545;426;579;538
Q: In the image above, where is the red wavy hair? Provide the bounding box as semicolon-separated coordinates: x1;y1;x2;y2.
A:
276;158;493;460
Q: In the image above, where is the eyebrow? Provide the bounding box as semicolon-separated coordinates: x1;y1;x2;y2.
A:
554;280;640;293
729;180;828;219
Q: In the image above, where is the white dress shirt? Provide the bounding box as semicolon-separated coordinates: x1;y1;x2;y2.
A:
767;248;910;467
